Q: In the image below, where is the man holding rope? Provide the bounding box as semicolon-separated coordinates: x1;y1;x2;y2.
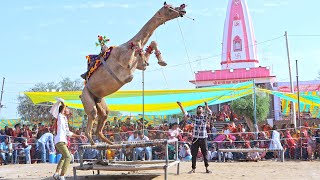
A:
177;101;212;174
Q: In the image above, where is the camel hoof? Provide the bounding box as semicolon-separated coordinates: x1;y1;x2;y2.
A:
158;61;167;66
125;75;134;83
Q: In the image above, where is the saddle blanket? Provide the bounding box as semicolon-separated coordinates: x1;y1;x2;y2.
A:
86;47;113;81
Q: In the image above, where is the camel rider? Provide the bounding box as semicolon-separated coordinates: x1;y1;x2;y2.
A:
81;35;110;80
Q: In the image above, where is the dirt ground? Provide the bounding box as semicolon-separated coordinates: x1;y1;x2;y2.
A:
0;161;319;180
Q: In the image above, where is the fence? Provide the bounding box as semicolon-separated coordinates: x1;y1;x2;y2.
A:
1;127;320;165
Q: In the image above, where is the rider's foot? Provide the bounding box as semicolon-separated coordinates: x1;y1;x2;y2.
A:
81;73;87;80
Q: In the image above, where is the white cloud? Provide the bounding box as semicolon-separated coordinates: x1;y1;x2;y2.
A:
190;8;219;17
22;35;32;40
63;2;133;10
263;0;289;7
23;5;39;11
39;18;65;28
249;8;265;14
263;3;279;7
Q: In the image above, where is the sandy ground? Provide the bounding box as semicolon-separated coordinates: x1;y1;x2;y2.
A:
0;161;319;180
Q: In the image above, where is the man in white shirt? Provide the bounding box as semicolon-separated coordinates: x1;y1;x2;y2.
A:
134;131;152;161
37;131;55;163
168;122;183;141
123;131;138;161
128;131;138;142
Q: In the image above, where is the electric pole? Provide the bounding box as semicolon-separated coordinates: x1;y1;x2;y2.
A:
285;31;297;128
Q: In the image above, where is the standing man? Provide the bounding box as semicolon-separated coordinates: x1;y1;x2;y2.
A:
177;101;212;174
51;99;86;180
37;130;55;163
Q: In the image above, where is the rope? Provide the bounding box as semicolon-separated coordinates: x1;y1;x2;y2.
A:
155;30;169;89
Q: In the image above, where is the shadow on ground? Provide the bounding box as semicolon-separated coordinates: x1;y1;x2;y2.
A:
41;174;160;180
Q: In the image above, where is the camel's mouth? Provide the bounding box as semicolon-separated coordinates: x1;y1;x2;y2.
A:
179;10;186;17
178;4;186;17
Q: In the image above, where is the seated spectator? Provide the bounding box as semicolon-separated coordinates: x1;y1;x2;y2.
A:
168;122;183;141
307;131;316;160
153;145;165;160
207;145;219;161
284;129;296;159
69;138;80;163
0;136;13;165
247;142;261;161
210;123;218;140
83;139;100;160
179;143;192;161
13;138;32;164
135;131;152;161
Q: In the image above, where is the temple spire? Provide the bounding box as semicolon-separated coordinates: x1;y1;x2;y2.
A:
221;0;259;69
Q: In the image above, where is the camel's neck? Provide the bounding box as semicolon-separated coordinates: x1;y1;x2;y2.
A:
127;10;166;46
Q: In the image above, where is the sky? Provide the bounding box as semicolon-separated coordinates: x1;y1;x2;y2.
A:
0;0;320;119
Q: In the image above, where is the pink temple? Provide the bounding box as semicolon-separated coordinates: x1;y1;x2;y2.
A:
190;0;275;87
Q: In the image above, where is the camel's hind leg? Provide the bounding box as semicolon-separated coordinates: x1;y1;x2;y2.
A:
96;100;113;145
80;86;98;145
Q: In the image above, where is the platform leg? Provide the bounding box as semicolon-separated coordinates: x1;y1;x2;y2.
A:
79;149;84;167
280;150;285;162
73;167;77;180
177;162;180;175
164;166;168;180
98;170;100;175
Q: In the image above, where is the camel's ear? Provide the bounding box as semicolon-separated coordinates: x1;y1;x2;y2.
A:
164;1;167;6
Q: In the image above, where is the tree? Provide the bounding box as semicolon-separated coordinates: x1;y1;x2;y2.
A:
17;78;84;124
231;93;270;130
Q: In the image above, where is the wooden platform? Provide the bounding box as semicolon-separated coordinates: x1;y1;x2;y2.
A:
73;160;180;180
74;139;180;180
217;148;285;162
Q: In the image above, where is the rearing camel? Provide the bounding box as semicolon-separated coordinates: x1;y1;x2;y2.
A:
81;3;187;145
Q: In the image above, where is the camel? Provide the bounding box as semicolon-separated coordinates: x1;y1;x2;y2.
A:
80;2;187;145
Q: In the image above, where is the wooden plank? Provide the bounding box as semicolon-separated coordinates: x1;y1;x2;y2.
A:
75;164;164;171
218;148;266;153
80;139;177;150
167;161;180;168
110;160;175;164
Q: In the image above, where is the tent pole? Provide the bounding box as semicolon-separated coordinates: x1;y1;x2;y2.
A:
253;80;257;132
0;77;5;115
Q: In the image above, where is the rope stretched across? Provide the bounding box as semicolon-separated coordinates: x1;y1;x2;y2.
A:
80;139;177;150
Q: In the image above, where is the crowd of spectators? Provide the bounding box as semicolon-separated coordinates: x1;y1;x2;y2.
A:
1;113;320;165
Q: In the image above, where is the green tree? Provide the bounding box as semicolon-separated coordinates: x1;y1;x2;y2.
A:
231;93;270;129
17;78;84;124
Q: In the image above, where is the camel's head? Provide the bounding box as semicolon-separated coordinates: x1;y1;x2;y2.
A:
158;2;187;21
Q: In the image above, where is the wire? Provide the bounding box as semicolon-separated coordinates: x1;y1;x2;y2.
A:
142;35;284;74
289;35;320;37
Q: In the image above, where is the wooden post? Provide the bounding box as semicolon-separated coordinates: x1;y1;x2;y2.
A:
73;167;77;180
280;149;285;162
79;149;84;167
175;140;179;175
165;141;169;180
218;150;221;162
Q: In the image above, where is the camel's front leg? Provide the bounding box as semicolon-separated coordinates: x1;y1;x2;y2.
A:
80;86;97;145
145;41;167;66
